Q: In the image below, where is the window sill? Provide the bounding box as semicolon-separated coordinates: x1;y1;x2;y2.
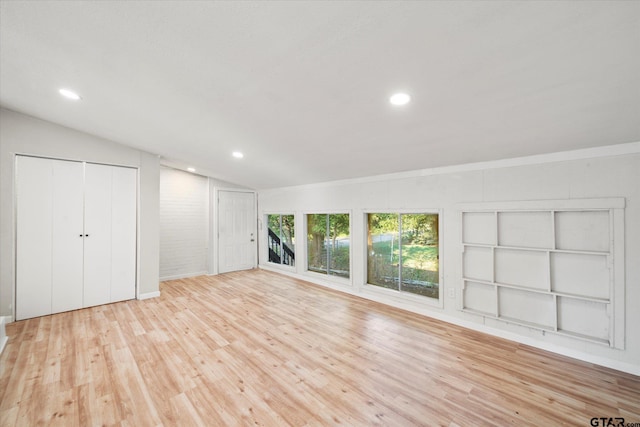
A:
361;283;443;309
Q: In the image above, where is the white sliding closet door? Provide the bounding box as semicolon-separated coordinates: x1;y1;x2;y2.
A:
84;164;113;307
84;163;137;306
110;166;137;302
16;156;54;320
51;160;84;313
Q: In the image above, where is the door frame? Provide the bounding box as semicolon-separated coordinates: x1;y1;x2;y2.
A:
212;187;258;275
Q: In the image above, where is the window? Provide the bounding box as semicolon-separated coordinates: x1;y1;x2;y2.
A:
267;214;295;266
367;213;439;299
307;213;350;278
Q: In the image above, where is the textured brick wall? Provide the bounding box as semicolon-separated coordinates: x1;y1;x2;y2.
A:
160;167;209;280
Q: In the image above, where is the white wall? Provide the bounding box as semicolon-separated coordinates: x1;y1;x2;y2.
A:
258;145;640;375
160;167;209;280
139;152;161;298
0;108;161;317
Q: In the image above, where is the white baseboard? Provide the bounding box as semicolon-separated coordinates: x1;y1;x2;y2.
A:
160;271;208;281
0;316;10;355
138;291;161;300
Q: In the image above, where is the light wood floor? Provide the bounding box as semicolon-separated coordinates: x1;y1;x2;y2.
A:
1;270;638;426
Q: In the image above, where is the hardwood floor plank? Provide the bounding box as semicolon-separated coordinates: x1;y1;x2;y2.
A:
1;269;639;426
0;404;19;426
182;377;235;426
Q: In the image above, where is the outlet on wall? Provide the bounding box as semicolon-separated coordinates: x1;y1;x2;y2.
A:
448;288;456;299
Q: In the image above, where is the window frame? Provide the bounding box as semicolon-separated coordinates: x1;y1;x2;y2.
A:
304;211;352;283
363;209;444;308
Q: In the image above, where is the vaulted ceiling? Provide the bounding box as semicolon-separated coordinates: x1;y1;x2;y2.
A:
1;1;639;189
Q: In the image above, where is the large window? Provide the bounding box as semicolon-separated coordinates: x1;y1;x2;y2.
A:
367;213;439;299
307;213;350;278
267;214;295;266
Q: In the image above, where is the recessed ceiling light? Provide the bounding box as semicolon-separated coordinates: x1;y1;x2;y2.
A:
59;88;81;100
232;151;244;159
389;92;410;106
187;167;196;173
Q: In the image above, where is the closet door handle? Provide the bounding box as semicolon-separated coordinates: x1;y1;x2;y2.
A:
85;234;89;237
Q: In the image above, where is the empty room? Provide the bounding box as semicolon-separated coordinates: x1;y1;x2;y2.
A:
1;1;639;426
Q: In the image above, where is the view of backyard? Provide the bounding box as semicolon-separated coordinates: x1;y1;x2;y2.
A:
268;212;439;299
307;213;350;278
268;214;296;266
367;213;439;299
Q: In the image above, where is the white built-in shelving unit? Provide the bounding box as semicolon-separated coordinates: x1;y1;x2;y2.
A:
459;198;625;349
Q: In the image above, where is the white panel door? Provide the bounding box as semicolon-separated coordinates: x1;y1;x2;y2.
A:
51;160;84;313
16;156;54;320
218;191;256;273
110;166;137;302
83;163;113;307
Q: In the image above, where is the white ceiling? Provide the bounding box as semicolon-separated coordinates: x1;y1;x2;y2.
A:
1;1;639;189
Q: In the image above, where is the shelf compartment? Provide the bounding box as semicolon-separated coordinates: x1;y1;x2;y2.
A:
555;210;610;252
462;212;495;245
557;297;609;342
498;211;552;249
462;281;496;316
498;287;555;329
495;248;548;291
550;252;610;300
463;246;493;282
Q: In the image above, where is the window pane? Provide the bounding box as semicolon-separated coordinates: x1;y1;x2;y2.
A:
281;214;295;266
267;214;282;263
307;214;328;274
367;213;400;290
307;213;350;278
267;214;280;232
267;214;295;266
400;213;439;298
328;213;350;278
